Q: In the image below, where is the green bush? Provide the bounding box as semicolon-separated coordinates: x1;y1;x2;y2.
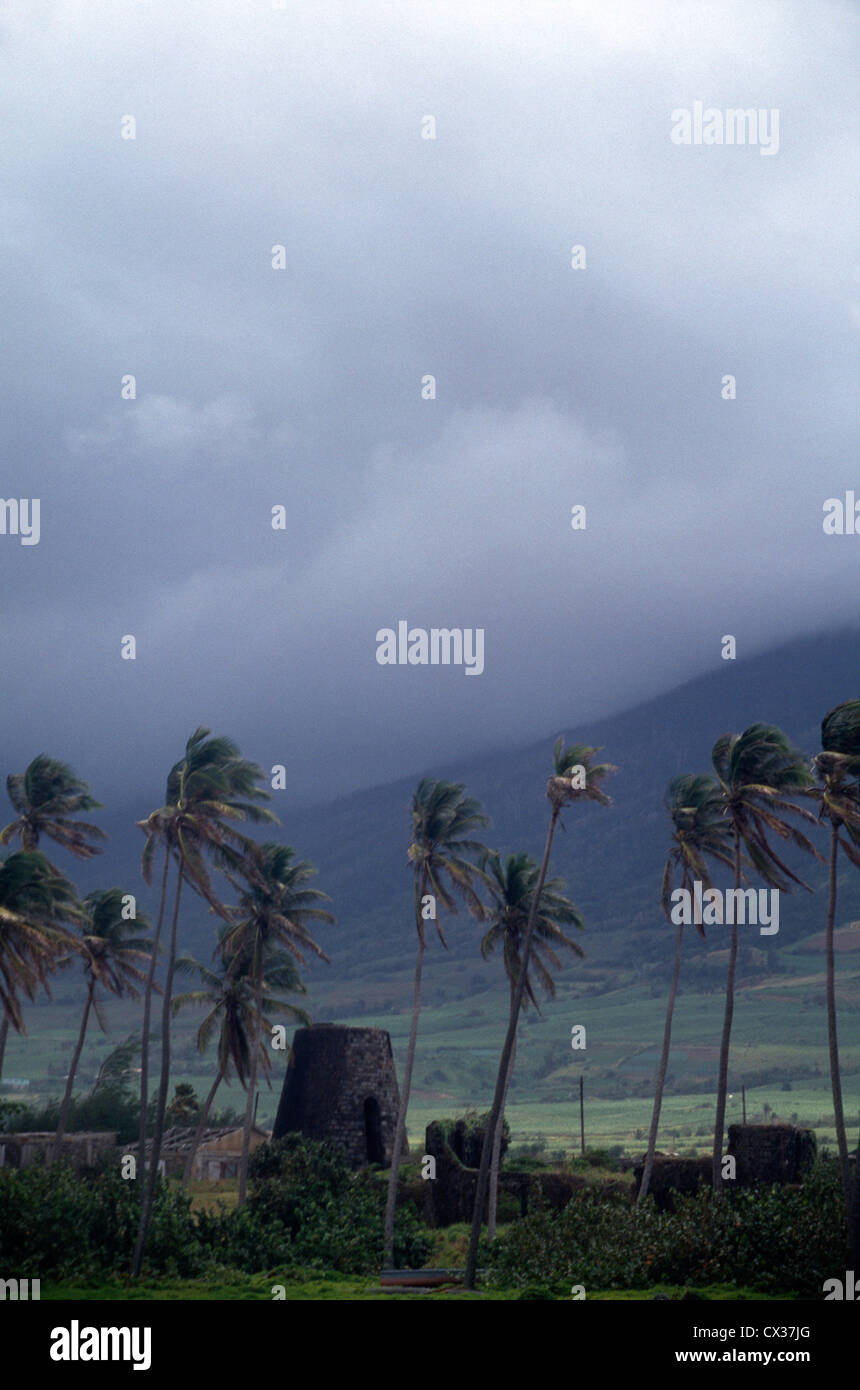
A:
1;1085;143;1144
436;1111;511;1168
489;1160;845;1297
0;1135;432;1279
193;1204;292;1272
569;1148;623;1173
0;1162;205;1278
244;1135;431;1273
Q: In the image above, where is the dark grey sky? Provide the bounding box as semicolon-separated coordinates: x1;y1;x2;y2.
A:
0;0;856;808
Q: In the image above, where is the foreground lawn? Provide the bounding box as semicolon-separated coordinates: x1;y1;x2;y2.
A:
43;1273;510;1300
40;1272;803;1301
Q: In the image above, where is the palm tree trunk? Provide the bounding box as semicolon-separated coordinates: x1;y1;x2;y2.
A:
825;822;851;1207
712;829;741;1193
639;918;684;1204
383;871;428;1267
132;863;183;1277
487;1020;517;1240
465;807;559;1290
849;1117;860;1268
237;964;263;1208
0;1010;9;1084
137;844;171;1188
53;980;94;1162
182;1070;223;1187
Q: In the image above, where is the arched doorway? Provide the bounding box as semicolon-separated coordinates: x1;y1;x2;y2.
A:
363;1096;384;1165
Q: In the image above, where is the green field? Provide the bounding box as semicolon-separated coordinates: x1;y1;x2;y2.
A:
5;933;860;1159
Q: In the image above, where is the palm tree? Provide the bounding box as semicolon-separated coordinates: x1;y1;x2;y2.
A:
850;1116;860;1268
173;934;310;1186
166;1083;199;1126
479;849;585;1238
131;728;277;1277
382;779;490;1267
465;738;614;1289
813;700;860;1208
217;843;332;1206
53;889;152;1160
1;755;105;862
638;775;734;1205
0;851;82;1081
710;724;822;1193
0;755;103;1086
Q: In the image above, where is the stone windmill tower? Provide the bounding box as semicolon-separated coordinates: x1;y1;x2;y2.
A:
272;1024;401;1168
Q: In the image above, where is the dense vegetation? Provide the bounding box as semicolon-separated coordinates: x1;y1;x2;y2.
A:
0;1136;428;1279
0;1136;845;1298
489;1160;846;1298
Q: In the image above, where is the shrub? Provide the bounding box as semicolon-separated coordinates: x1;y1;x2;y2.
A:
435;1111;511;1168
244;1135;431;1273
489;1160;845;1297
0;1134;435;1281
0;1162;205;1279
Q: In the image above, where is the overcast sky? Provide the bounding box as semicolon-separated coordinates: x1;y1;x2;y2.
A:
0;0;856;809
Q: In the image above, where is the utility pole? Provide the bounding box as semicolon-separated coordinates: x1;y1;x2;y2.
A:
579;1075;585;1155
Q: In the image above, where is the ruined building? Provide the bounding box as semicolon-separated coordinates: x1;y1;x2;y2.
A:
633;1123;817;1209
272;1024;401;1169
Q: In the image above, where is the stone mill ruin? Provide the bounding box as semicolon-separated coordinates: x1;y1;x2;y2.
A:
273;1024;401;1168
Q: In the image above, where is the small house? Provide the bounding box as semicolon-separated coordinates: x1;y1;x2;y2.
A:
124;1125;270;1181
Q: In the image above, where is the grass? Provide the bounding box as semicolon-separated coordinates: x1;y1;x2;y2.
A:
39;1274;804;1301
41;1272;512;1300
187;1179;239;1213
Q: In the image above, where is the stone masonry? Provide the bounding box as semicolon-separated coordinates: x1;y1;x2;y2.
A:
272;1024;401;1169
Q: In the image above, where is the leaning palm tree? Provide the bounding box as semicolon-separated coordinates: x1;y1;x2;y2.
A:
0;755;102;1084
638;775;734;1205
851;1116;860;1268
813;700;860;1208
217;843;332;1206
465;738;614;1289
0;755;106;862
173;936;310;1186
0;851;83;1081
53;889;152;1160
382;779;491;1267
479;849;585;1238
710;724;822;1193
131;728;277;1278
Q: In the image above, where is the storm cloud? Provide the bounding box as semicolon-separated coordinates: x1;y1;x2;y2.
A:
0;0;855;805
